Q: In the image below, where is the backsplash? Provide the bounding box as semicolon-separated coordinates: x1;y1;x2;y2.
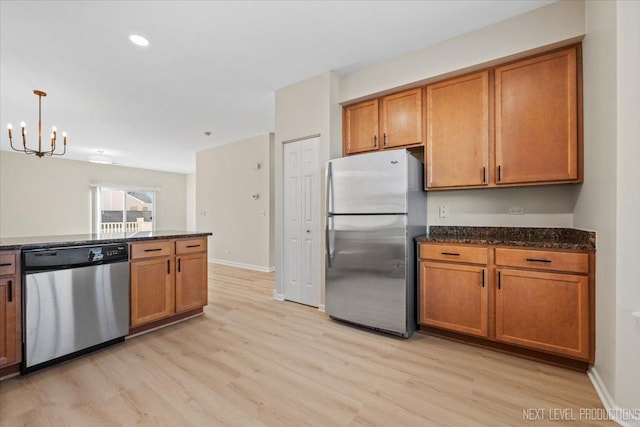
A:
425;185;581;228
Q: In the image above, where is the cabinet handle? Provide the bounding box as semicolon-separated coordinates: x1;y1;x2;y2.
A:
178;258;181;273
482;167;487;184
498;271;501;290
145;248;162;252
525;258;552;263
186;244;201;248
7;280;12;302
167;259;170;274
441;252;460;256
383;133;387;147
373;135;378;148
0;262;12;267
481;270;485;288
498;165;502;182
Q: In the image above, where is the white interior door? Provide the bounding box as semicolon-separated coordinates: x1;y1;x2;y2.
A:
283;137;320;307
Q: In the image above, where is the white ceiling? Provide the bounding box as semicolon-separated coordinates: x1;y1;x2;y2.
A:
0;0;554;174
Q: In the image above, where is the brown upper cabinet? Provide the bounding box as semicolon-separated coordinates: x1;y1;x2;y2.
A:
426;71;489;189
495;46;580;185
380;88;423;149
343;99;379;155
342;44;583;190
343;88;423;155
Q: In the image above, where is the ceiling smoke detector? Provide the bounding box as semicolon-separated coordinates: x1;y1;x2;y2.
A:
89;150;113;165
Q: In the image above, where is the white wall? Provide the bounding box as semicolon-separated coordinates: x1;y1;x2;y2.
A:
614;0;640;413
574;1;640;417
196;134;272;271
274;72;335;303
427;186;577;229
573;0;619;408
0;150;186;238
186;172;196;231
340;0;585;103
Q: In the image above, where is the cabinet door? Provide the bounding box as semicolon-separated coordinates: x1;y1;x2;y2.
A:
0;277;20;368
130;258;175;327
495;268;589;360
175;253;208;313
381;88;422;149
495;47;579;184
343;100;379;155
419;261;488;337
426;72;489;188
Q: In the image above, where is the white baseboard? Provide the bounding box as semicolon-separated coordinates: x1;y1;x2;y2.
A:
210;258;274;273
272;290;285;301
318;304;326;313
588;368;640;427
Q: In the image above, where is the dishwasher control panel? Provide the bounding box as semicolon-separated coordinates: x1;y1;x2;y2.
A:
89;245;127;262
24;243;129;272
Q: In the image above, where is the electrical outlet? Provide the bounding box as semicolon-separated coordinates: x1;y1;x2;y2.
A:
439;206;449;218
224;248;230;255
508;207;524;215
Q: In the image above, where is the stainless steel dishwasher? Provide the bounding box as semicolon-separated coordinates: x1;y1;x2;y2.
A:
22;243;129;373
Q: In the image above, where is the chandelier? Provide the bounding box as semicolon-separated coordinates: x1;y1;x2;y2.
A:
7;90;67;157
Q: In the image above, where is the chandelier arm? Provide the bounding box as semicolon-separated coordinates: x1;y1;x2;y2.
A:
8;135;21;152
53;144;67;156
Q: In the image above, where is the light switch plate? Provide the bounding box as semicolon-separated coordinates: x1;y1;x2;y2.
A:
439;206;449;218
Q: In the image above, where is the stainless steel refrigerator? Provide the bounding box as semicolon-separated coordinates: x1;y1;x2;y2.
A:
325;149;427;337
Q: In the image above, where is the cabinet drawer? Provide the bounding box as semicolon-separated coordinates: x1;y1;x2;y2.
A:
130;240;172;260
495;248;589;274
0;253;17;276
176;238;207;255
420;243;487;265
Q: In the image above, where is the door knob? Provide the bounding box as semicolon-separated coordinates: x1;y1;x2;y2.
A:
306;230;311;233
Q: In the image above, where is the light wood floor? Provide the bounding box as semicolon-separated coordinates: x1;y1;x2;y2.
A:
0;264;613;426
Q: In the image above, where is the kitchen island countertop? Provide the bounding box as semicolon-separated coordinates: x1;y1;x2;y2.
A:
0;230;212;251
416;226;595;251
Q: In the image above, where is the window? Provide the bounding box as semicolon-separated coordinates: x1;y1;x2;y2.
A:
94;187;155;233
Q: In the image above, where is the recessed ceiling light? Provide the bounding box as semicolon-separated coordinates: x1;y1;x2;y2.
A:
129;34;149;47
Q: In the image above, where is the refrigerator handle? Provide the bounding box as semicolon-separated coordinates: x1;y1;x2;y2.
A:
326;161;332;215
325;216;332;268
325;161;333;268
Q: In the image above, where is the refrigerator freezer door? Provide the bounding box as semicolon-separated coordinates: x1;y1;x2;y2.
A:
328;150;407;214
325;214;408;335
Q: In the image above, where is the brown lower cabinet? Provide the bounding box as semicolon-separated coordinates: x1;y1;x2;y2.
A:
175;252;208;313
419;244;489;338
0;251;21;371
130;238;208;329
130;257;175;327
495;268;590;360
419;243;594;366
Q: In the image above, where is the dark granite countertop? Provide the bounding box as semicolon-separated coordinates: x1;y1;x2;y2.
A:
0;230;212;251
416;226;595;251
